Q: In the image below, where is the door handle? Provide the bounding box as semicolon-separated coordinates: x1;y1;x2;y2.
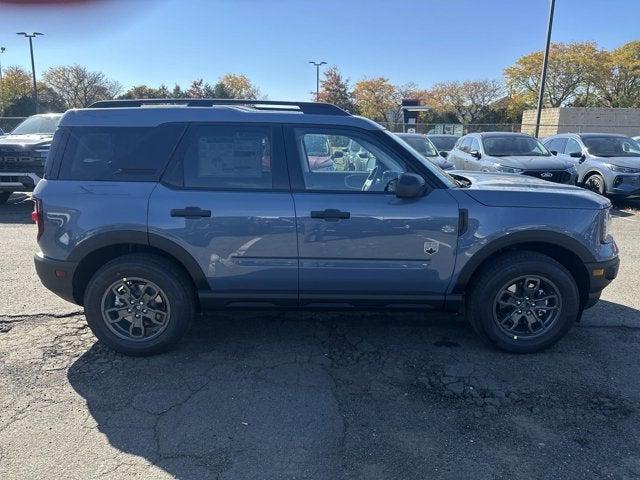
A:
170;207;211;219
310;209;350;221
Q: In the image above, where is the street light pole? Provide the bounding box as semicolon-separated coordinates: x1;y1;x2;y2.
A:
17;32;43;114
534;0;555;138
308;60;326;102
0;47;5;116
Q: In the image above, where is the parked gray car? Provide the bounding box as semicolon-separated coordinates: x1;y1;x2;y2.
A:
395;132;454;170
543;133;640;198
32;99;618;356
448;132;578;185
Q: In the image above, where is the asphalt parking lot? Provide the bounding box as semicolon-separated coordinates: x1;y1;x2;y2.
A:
1;193;639;480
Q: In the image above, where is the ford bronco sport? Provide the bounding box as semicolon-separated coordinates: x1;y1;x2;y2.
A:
32;99;619;356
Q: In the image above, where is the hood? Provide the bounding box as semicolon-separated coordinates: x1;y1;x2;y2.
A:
0;133;54;148
592;155;640;169
488;155;572;170
453;171;609;210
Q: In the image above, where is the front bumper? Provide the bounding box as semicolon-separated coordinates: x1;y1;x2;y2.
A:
34;252;79;304
608;174;640;197
0;172;41;191
583;255;619;309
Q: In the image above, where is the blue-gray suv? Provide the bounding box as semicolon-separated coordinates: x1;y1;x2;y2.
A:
32;99;619;356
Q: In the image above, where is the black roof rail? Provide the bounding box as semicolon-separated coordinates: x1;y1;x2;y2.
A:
88;99;350;116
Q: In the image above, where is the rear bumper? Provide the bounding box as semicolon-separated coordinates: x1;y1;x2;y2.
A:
34;252;79;304
0;172;41;191
583;255;619;309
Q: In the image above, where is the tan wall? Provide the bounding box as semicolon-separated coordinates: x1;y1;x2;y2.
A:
522;107;640;137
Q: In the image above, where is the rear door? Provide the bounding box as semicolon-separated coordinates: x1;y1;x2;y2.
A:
148;123;298;307
284;125;459;308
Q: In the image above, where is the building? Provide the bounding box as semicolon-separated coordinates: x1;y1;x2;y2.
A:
521;107;640;138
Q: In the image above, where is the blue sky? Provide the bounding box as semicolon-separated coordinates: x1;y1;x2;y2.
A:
0;0;638;100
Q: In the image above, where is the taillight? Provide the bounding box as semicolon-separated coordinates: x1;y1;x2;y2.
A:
32;197;44;240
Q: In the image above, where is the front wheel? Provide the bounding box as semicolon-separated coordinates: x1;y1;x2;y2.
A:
467;252;580;353
584;173;606;196
84;253;195;356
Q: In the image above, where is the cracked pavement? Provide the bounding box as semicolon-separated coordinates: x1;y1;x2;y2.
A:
1;194;640;479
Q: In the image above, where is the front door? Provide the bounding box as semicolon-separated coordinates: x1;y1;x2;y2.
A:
148;123;298;307
284;126;459;308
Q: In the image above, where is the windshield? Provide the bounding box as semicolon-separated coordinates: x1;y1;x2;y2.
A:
582;136;640;157
12;115;62;135
482;135;550;157
385;131;457;188
429;136;458;151
399;136;438;157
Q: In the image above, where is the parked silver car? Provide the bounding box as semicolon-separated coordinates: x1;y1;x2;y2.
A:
395;133;454;170
448;132;578;185
543;133;640;198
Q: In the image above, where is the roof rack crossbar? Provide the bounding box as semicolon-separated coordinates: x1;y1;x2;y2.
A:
88;99;350;116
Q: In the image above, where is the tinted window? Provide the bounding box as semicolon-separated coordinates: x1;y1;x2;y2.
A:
582;136;640;157
166;125;274;189
482;135;549;156
545;138;567;153
398;136;438;157
564;138;582;156
429;136;458;151
59;124;184;181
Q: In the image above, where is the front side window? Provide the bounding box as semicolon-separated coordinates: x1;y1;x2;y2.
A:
165;125;274;189
582;136;640;157
59;124;184;181
482;135;550;157
459;137;472;153
294;128;407;192
545;137;567;153
399;136;438;157
430;136;458;151
564;138;582;156
469;138;480;152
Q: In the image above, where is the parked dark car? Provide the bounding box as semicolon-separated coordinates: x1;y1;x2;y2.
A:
427;134;459;154
448;132;578;185
395;132;454;170
33;99;617;356
0;113;63;205
543;133;640;198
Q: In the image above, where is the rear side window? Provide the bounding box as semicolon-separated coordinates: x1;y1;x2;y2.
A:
545;138;567;153
163;124;276;190
59;124;184;181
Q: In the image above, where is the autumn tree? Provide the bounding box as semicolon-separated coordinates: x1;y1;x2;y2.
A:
317;66;355;112
352;77;401;125
0;66;32;114
593;40;640;107
42;64;121;109
119;84;172;99
424;79;504;124
504;42;604;107
215;73;260;99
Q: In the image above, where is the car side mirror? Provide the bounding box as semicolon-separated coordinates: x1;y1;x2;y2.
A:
569;151;584;159
439;151;448;158
470;150;481;159
395;172;426;199
550;150;558;156
332;150;344;159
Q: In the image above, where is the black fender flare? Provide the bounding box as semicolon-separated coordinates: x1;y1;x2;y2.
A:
452;230;595;293
68;230;209;291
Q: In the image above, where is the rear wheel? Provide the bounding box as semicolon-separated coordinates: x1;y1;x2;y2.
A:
584;173;606;196
467;252;580;353
84;253;195;356
0;192;11;205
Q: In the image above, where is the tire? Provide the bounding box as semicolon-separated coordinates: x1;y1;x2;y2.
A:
584;173;606;196
0;192;11;205
84;253;195;356
467;251;580;353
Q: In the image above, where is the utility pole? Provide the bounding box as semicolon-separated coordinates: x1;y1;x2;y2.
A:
534;0;555;138
0;47;5;116
17;32;43;114
308;61;326;102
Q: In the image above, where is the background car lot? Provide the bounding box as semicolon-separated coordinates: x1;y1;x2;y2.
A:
1;194;639;479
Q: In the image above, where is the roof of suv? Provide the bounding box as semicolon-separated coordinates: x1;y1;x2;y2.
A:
59;99;382;130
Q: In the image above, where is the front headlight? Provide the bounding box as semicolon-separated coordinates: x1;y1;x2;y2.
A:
606;164;640;174
601;208;612;243
495;165;524;173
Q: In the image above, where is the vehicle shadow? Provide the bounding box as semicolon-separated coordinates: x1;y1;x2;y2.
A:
0;193;34;225
67;301;640;479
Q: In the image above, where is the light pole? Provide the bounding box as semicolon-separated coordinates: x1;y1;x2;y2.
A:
308;60;326;102
0;47;5;116
17;32;43;114
533;0;555;138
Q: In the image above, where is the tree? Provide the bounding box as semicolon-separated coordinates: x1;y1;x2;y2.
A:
0;66;32;114
594;40;640;108
352;77;401;125
317;66;355;112
504;42;604;107
118;84;172;99
425;79;504;124
41;64;121;109
215;73;260;99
